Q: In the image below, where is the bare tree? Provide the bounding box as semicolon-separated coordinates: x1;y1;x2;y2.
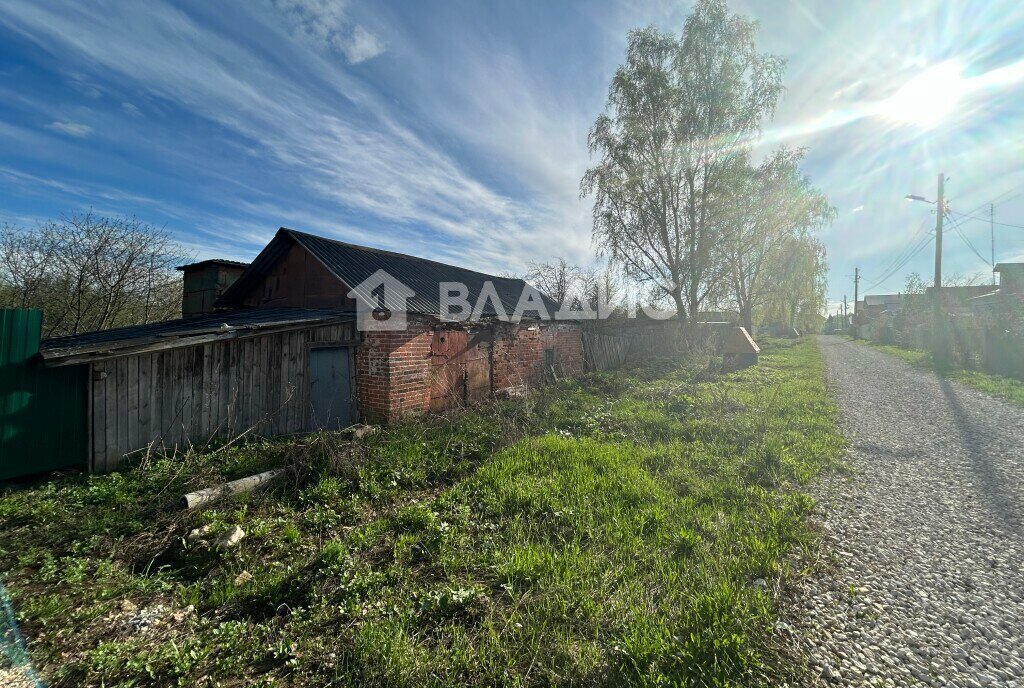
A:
523;258;587;307
0;212;188;336
582;0;784;323
522;258;628;319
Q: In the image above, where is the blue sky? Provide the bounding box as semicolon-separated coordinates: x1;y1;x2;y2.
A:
2;0;1024;314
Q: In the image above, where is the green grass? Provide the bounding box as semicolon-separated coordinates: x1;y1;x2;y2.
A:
850;338;1024;406
0;339;843;687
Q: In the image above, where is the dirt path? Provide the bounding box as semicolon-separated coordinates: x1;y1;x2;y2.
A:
794;336;1024;687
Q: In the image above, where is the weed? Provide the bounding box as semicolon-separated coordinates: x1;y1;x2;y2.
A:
0;338;842;687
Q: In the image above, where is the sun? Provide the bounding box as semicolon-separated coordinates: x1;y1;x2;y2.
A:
880;60;967;129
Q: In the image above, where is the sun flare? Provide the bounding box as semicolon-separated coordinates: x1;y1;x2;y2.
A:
880;60;967;129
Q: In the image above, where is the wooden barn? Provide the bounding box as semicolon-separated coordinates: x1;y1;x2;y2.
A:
38;228;584;472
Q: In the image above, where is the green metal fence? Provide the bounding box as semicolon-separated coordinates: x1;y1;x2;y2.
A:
0;309;87;480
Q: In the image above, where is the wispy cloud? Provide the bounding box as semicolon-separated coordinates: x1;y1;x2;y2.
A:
341;25;385;64
45;120;92;137
274;0;385;64
4;0;1023;297
0;2;537;267
0;0;606;275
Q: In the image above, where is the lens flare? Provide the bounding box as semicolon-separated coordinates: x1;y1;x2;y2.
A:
879;60;967;129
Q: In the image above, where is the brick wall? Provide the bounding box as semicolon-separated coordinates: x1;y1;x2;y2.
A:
356;316;432;423
492;323;541;393
357;319;584;423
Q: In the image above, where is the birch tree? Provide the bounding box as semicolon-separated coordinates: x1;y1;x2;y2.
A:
724;148;834;332
582;0;784;323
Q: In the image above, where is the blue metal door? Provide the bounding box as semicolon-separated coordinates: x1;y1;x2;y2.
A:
308;346;352;430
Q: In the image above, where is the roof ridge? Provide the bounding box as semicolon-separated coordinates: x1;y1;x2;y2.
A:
280;227;524;285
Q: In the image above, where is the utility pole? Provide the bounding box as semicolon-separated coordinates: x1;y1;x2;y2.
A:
853;267;860;338
843;295;848;329
933;173;946;360
991;203;996;285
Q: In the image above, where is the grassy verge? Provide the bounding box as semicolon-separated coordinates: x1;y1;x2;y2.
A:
0;338;843;687
849;338;1024;406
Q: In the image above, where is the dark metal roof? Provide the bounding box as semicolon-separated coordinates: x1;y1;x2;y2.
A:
216;228;559;318
40;308;354;363
176;258;251;271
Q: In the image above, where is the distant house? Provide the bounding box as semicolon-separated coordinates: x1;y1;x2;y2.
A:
860;294;904;317
969;263;1024;321
925;284;999;312
996;262;1024;296
970;263;1024;306
39;228;584;472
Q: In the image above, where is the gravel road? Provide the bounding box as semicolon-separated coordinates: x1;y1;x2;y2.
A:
793;336;1024;687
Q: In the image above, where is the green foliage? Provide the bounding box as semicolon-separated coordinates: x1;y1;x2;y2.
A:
0;339;843;686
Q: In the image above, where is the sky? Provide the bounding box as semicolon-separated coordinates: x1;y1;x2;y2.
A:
2;0;1024;315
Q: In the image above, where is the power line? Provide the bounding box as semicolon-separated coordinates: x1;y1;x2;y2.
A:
865;210;957;293
946;213;990;266
861;215;931;290
950;211;1024;230
956;182;1024;219
861;215;937;292
862;231;934;293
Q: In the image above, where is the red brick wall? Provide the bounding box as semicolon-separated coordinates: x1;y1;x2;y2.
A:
357;319;584;423
356;316;432;423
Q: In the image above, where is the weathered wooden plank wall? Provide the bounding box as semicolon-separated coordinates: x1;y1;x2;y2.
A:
582;325;686;371
581;331;630;371
89;322;355;471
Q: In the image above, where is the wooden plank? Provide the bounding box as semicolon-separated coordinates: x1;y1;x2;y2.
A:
182;347;196;447
283;331;296;433
159;352;171;450
217;343;228;439
127;356;139;455
240;338;252;431
198;345;209;440
293;330;307;431
263;334;274;433
209;342;222;438
234;339;245;433
167;350;182;452
254;336;264;431
248;337;259;434
198;344;210;440
116;357;128;463
40;318;354;367
151;354;164;453
218;340;230;439
92;365;105;472
279;331;292;433
229;340;242;437
186;347;197;442
104;361;117;471
85;365;94;472
266;333;281;434
138;353;151;451
255;335;267;434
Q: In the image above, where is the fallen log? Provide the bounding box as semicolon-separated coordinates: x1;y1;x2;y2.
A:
182;468;286;510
